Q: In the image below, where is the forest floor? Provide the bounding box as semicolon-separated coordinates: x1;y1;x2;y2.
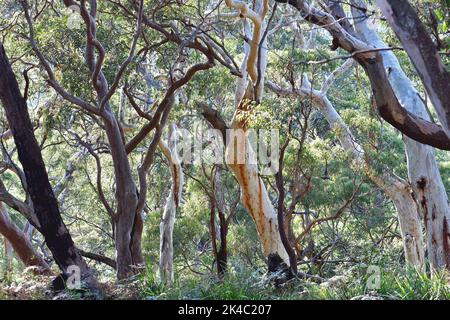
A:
1;265;449;300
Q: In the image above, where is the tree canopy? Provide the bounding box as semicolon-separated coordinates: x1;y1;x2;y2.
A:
0;0;449;300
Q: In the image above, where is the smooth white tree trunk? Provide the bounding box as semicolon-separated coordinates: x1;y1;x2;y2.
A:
268;68;425;267
159;124;183;285
351;1;450;269
315;94;425;267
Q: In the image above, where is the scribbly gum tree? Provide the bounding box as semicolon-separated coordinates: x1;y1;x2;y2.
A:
221;0;294;275
16;0;219;281
273;0;450;271
1;0;450;300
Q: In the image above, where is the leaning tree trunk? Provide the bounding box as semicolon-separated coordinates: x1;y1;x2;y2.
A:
228;88;291;271
376;0;450;137
351;0;450;269
268;72;425;267
230;53;292;271
201;99;292;272
274;0;450;150
158;124;183;285
221;0;293;272
227;156;291;272
317;92;425;267
0;203;51;274
0;43;100;294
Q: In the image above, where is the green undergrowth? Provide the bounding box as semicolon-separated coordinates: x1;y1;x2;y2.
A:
139;264;450;300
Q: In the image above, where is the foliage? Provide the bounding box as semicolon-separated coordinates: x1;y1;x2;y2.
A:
0;0;448;301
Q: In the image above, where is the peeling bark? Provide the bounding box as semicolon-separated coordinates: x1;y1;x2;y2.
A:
199;101;292;271
227;123;291;270
222;0;292;272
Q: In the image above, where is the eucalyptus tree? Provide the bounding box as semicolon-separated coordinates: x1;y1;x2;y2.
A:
350;0;450;271
376;0;450;137
158;123;183;285
268;61;425;267
17;0;231;280
269;0;449;269
0;0;448;298
0;202;50;274
0;42;100;293
274;0;450;150
200;0;297;275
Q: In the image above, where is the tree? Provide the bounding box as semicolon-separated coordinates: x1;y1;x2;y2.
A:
376;0;450;138
351;0;450;270
1;0;449;300
0;42;100;295
21;0;216;279
0;202;50;274
201;0;295;275
274;0;450;150
158;123;183;285
268;59;425;267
